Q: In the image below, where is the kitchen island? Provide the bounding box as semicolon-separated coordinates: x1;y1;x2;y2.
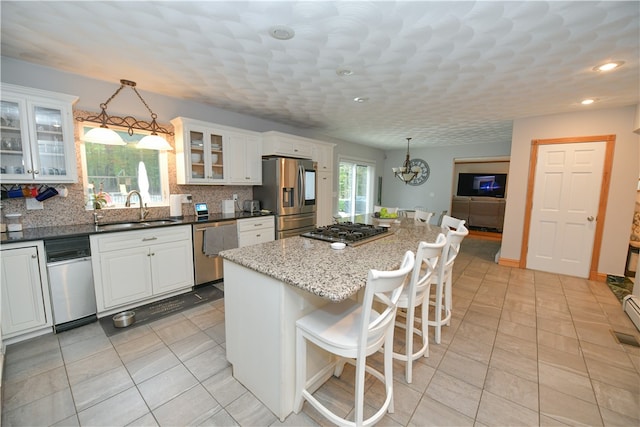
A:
220;218;444;420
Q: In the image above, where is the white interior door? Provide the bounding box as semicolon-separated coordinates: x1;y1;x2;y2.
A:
526;142;605;278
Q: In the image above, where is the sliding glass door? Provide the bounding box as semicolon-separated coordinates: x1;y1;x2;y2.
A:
338;158;375;217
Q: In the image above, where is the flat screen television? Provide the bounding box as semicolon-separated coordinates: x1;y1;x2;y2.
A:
457;173;507;198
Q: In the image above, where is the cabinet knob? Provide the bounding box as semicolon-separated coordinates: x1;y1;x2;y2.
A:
587;216;595;222
31;254;37;259
33;170;39;174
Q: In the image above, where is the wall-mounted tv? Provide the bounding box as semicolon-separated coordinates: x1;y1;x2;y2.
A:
457;173;507;198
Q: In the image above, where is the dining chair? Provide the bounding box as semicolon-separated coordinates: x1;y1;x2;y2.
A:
294;251;415;427
393;234;446;383
429;223;468;343
441;214;465;230
413;209;434;225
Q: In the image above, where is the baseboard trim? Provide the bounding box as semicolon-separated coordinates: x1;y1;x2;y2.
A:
499;258;520;268
468;230;502;242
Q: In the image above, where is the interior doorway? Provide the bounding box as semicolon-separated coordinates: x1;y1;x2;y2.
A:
520;135;615;280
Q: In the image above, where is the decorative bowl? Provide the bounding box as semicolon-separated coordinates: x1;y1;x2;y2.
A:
191;153;202;163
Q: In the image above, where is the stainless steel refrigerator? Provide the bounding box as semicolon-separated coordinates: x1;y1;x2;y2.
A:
254;157;317;239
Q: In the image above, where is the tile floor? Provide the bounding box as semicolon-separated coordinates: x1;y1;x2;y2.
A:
2;238;640;426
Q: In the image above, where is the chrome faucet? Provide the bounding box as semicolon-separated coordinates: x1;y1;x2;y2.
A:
93;212;103;225
125;190;149;220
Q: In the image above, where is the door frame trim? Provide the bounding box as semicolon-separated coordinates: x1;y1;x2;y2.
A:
520;135;615;280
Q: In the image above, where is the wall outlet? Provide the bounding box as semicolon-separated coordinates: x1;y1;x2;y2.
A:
233;194;238;201
181;194;192;203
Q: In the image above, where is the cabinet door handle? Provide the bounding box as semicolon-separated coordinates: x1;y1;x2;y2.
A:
254;223;262;227
142;237;158;242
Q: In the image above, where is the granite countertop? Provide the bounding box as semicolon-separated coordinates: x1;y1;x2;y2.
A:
0;211;273;243
220;218;445;302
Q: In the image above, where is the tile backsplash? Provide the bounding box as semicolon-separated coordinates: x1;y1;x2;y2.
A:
0;110;255;229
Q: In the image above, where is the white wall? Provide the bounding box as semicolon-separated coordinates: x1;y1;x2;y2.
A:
381;141;512;215
501;105;640;276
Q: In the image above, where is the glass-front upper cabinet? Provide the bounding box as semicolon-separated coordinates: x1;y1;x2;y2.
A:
171;117;226;185
0;83;78;184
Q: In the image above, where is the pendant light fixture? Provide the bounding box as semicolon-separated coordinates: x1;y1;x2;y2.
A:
393;137;420;184
78;79;173;150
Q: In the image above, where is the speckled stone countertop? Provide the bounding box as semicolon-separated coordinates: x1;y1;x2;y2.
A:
220;219;445;302
0;212;273;244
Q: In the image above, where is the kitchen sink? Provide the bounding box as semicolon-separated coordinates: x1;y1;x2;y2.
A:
97;219;179;231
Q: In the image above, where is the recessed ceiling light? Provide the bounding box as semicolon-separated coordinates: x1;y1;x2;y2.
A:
581;98;596;105
336;68;354;76
353;97;369;103
593;61;625;72
269;25;295;40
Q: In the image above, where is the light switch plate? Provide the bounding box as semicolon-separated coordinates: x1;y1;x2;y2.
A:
26;198;44;210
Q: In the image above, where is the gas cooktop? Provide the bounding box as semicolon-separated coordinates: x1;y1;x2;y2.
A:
301;222;390;246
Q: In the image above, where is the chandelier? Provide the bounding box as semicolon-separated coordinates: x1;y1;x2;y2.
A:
77;79;173;150
393;137;420;184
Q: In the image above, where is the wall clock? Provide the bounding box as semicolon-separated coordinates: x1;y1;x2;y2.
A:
408;158;430;186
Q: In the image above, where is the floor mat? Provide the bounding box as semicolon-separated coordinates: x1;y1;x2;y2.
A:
99;282;224;337
606;275;635;304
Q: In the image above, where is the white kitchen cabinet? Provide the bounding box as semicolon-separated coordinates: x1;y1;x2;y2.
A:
226;131;262;185
90;225;194;315
317;170;334;227
311;142;335;172
237;216;275;247
0;241;53;342
0;83;78;184
172;117;262;186
262;131;313;159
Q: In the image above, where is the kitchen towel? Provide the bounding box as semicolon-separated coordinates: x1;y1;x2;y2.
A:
203;227;224;257
203;223;238;256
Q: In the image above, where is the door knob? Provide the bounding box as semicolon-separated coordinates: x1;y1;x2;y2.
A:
587;216;595;222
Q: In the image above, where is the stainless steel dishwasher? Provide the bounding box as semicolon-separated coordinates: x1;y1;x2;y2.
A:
45;235;97;333
192;220;237;285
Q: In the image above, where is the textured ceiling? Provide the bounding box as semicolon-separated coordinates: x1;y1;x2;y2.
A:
1;1;638;149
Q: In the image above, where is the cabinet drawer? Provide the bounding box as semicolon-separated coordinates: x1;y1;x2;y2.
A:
237;217;274;232
92;225;191;252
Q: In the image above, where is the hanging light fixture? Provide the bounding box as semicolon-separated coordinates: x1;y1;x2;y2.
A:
393;137;420;184
78;79;173;150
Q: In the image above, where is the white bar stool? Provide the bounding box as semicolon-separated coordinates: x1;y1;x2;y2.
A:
414;209;434;225
293;251;415;427
429;223;468;343
393;234;446;383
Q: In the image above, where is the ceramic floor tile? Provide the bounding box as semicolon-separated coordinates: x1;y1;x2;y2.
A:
113;330;165;364
476;390;539;426
182;303;225;330
599;406;640;426
183;345;230;382
127;412;158;426
537;344;588;376
77;386;149;427
494;331;537;361
584;355;640;394
137;364;199;410
125;345;181;384
424;371;482;418
152;384;221;426
153;317;201;345
3;341;64;385
488;347;539;382
275;410;318;426
539;385;604;426
199;409;241;426
70;365;135;412
201;366;248;407
437;349;488;388
60;333;113;365
225;389;278;426
538;361;596;404
64;347;123;386
454;321;497;346
483;367;538;411
500;308;537;328
168;330;218;362
107;323;154;347
462;309;500;330
2;387;76;427
2;365;69;412
580;340;638;371
51;413;80;427
408;395;474;427
497;317;537;342
591;379;640;420
537;316;578;339
57;321;106;348
447;334;493;365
